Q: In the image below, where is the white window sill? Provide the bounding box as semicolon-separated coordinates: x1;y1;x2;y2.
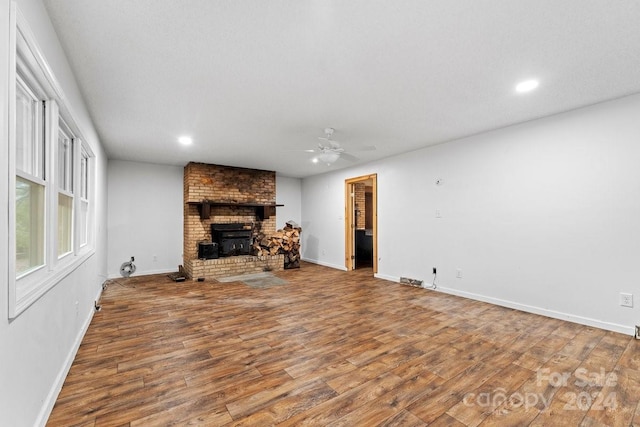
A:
10;247;96;318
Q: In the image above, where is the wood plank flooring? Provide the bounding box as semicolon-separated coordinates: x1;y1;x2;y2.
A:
47;262;640;426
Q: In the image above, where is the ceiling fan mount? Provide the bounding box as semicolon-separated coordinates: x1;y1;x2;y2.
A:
315;128;346;164
317;127;342;149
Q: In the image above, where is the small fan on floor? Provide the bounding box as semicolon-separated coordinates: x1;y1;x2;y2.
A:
119;256;136;277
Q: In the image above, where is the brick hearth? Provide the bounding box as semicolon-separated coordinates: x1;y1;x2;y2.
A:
185;254;284;281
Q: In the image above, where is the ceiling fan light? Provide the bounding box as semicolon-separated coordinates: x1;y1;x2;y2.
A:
318;152;340;164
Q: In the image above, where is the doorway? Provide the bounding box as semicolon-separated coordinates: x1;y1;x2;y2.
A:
345;174;377;273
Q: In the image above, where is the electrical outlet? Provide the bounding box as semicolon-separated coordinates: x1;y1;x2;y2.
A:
620;293;633;308
456;268;462;278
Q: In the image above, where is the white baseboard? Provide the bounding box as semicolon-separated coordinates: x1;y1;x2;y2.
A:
107;267;178;280
301;257;348;271
431;285;635;336
367;274;634;336
36;282;104;426
374;273;399;282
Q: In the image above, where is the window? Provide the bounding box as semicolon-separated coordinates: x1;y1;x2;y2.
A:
9;7;95;317
15;74;46;276
78;148;90;247
57;121;74;257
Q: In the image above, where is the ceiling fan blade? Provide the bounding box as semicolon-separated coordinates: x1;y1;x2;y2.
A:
284;148;318;153
350;144;376;152
340;152;358;162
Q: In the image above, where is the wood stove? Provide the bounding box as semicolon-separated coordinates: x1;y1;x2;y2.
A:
211;223;253;257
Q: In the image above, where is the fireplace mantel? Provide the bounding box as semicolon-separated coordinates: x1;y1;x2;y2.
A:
187;200;284;220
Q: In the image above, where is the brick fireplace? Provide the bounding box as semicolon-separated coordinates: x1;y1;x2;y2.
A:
182;162;284;280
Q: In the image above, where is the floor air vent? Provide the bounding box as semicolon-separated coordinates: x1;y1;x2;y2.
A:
399;277;423;287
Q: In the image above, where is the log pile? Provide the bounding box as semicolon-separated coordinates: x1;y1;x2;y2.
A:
253;221;302;269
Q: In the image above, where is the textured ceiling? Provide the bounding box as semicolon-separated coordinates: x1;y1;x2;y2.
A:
42;0;640;177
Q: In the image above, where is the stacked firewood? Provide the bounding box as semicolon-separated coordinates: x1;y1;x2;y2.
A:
253;221;302;269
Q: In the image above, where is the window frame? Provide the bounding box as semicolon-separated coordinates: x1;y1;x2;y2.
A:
8;4;96;318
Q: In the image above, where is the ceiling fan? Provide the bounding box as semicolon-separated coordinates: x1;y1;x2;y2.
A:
306;128;375;165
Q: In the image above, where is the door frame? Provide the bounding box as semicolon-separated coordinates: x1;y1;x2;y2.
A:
345;173;377;273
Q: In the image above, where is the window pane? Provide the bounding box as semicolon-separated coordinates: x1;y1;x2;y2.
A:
69;142;74;191
16;79;43;178
80;200;88;246
80;154;88;199
16;82;35;174
58;134;67;190
16;176;45;275
58;193;73;256
58;128;74;192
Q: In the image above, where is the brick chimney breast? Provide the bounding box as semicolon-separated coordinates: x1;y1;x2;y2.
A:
183;162;280;280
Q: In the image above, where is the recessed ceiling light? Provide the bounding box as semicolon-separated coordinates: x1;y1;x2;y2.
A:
178;136;193;145
311;158;319;164
515;79;539;93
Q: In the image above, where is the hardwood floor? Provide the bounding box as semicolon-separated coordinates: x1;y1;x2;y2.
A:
48;262;640;426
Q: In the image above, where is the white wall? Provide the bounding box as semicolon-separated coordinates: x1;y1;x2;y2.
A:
275;175;302;229
107;160;184;278
106;165;301;278
301;93;640;335
301;172;350;270
0;1;108;426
